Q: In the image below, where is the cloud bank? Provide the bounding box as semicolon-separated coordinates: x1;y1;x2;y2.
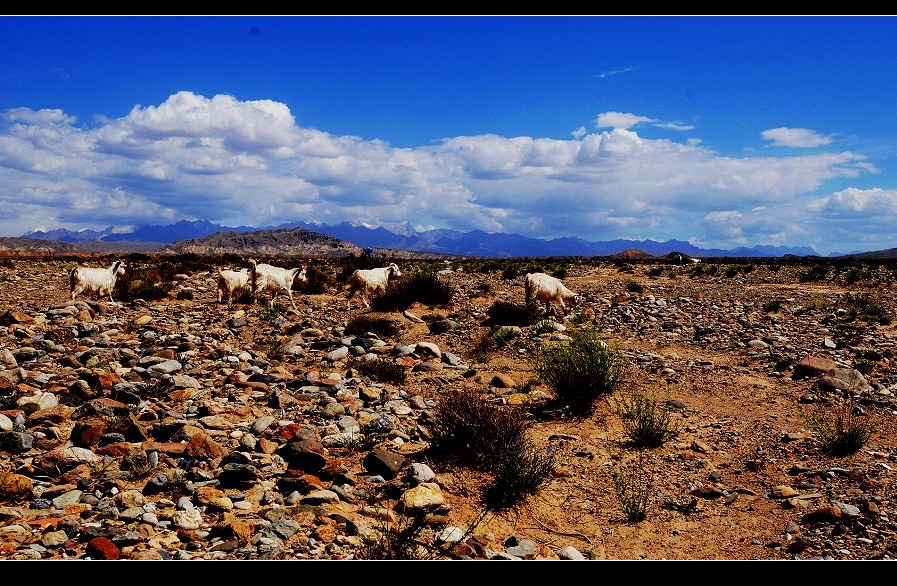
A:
0;92;887;255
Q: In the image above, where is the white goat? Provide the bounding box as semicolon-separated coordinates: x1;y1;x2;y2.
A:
70;260;126;303
346;263;402;310
248;259;307;311
216;266;250;304
524;272;579;315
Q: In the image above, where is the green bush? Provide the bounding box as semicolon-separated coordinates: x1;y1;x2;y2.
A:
482;441;555;510
613;387;680;447
843;265;872;285
802;398;876;457
115;263;174;302
256;300;289;321
533;326;631;417
625;279;644;294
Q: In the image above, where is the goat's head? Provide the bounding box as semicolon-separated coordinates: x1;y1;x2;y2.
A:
388;263;402;278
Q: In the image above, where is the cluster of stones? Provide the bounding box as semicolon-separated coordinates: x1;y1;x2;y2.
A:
0;259;894;559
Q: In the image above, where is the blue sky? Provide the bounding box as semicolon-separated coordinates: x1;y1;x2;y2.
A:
2;16;897;255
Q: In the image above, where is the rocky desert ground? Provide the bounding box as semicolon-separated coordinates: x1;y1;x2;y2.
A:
1;252;896;561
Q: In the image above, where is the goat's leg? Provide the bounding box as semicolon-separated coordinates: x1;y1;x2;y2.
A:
346;287;356;310
288;291;297;312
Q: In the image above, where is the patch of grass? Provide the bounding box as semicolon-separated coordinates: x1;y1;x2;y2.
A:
471;330;500;363
326;432;376;454
263;335;285;361
358;510;430;560
120;451;156;480
481;440;555;510
843;293;892;325
624;279;644;294
613;387;680;448
611;452;652;523
233;287;254;304
843;266;873;285
801;398;876;457
551;267;568;280
533;326;631;417
256;300;289;321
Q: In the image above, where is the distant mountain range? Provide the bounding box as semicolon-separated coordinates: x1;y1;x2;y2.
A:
20;219;838;258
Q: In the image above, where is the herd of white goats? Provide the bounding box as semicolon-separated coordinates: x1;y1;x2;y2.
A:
68;259;581;315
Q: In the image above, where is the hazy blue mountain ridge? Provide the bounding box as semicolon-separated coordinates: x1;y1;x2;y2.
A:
22;219;824;258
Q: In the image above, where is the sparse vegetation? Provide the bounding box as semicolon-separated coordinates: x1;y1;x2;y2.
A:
624;279;644;294
357;507;431;560
372;269;453;311
482;300;536;327
763;299;783;313
801;398;876;457
256;300;289;321
5;251;897;560
799;264;830;283
303;262;338;294
843;292;892;325
345;314;401;339
533;325;631;417
613;387;680;448
611;452;653;523
429;387;554;510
